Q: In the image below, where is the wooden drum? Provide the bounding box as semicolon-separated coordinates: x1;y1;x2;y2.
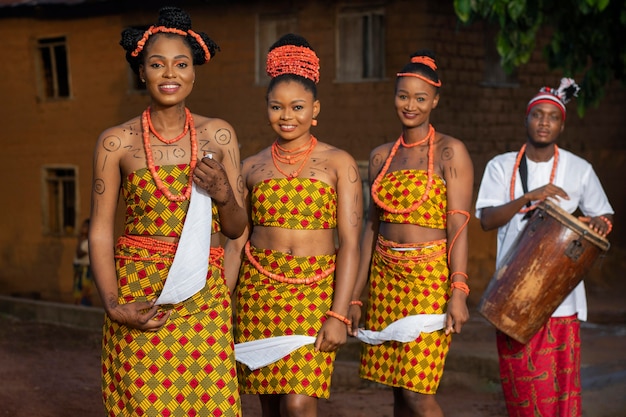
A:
478;200;610;343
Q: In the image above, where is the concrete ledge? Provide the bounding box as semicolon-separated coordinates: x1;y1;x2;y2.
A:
0;295;104;331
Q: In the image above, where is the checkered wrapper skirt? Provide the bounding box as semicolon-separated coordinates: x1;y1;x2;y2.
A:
360;236;452;394
102;237;241;417
235;244;337;399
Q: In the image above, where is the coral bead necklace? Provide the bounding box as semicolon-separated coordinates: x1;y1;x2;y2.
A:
271;135;317;179
145;106;191;144
371;124;435;214
244;241;335;284
510;143;559;214
142;107;197;202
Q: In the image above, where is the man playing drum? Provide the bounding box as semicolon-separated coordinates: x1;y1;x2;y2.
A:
474;78;614;417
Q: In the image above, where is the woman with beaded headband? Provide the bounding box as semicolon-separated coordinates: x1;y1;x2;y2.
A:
89;7;246;416
224;33;363;416
475;78;613;417
347;50;473;417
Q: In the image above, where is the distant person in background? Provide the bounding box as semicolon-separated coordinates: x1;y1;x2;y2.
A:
475;78;614;417
72;218;93;306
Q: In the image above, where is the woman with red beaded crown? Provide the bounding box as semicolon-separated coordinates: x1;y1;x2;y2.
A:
89;6;246;416
224;33;363;416
347;50;473;417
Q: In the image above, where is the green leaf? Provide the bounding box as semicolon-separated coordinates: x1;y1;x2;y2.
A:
454;0;472;22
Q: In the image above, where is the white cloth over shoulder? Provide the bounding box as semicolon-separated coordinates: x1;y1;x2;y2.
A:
356;314;446;345
235;336;316;370
155;182;212;305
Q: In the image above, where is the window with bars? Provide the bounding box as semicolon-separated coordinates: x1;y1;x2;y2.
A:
256;13;298;85
37;37;71;99
336;6;385;82
43;166;77;236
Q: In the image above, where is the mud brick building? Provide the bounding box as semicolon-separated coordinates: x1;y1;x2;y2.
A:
1;0;624;304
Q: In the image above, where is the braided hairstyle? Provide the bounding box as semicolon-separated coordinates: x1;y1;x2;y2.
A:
119;6;220;75
396;49;441;91
267;33;318;100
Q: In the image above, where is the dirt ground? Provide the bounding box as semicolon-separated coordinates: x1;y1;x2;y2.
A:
0;313;506;417
2;283;625;417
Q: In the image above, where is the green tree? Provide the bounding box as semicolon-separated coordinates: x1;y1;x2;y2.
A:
454;0;626;116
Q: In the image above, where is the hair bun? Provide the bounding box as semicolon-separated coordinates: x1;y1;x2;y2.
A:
270;33;312;50
157;6;192;31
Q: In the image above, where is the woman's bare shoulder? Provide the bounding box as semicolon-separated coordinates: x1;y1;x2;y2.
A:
96;116;141;148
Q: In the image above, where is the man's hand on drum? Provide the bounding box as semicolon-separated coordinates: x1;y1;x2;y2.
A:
525;183;569;204
445;295;469;335
579;214;614;237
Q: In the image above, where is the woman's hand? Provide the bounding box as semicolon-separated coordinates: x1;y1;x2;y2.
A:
193;155;234;205
314;316;348;352
347;304;363;337
445;294;469;335
107;300;171;331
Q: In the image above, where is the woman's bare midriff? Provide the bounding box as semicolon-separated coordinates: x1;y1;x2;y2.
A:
250;226;336;256
379;222;446;245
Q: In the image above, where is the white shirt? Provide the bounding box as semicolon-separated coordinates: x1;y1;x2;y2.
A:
73;239;90;266
475;147;613;321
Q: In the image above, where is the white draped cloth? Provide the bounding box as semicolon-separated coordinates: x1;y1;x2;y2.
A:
155;183;213;305
234;314;446;370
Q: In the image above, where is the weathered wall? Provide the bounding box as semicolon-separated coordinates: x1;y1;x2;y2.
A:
1;0;623;304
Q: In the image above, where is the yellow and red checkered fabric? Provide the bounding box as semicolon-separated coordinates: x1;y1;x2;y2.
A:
360;236;451;394
123;165;220;237
251;178;337;229
103;237;240;416
235;244;337;399
374;169;447;229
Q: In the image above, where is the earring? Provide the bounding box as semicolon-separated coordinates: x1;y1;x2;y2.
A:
141;78;146;83
311;119;318;126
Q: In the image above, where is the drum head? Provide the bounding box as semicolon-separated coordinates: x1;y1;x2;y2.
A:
539;200;610;251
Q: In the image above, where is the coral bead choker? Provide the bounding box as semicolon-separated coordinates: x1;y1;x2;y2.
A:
271;135;317;179
142;107;197;202
145;107;191;145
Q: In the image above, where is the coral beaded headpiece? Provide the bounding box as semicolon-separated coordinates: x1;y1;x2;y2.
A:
397;55;442;87
266;45;320;84
131;25;212;63
526;78;580;121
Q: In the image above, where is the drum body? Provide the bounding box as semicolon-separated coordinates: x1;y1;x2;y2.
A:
478;200;610;343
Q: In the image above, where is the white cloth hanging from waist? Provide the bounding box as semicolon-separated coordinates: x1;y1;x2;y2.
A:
155;182;212;305
356;314;446;345
234;314;447;370
234;335;316;370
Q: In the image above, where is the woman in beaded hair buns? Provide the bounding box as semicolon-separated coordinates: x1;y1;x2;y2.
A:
224;33;363;416
347;49;473;417
89;6;246;416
